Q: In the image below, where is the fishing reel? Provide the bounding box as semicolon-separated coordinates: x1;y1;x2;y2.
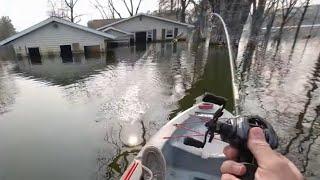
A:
184;93;279;180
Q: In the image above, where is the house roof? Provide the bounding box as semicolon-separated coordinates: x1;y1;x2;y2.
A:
97;13;195;31
103;27;133;35
0;17;116;46
87;18;124;29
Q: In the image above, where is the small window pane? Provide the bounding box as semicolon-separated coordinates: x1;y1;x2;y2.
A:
166;29;173;38
147;31;153;38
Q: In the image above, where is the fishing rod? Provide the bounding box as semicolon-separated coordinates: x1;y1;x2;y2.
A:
211;13;240;115
185;12;280;173
184;13;272;179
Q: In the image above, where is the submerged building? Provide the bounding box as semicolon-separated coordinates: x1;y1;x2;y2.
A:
0;13;195;62
89;13;194;43
0;17;115;60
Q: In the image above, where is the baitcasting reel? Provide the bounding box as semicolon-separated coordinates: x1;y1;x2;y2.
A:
184;93;279;180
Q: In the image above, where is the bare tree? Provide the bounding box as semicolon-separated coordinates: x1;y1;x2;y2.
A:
241;0;267;73
158;0;196;23
108;0;124;18
47;0;68;19
179;0;191;22
47;0;82;23
159;0;176;12
209;0;252;60
291;0;311;50
261;0;280;55
171;0;175;11
64;0;81;23
91;0;121;18
122;0;143;16
92;0;143;19
91;0;108;19
274;0;300;52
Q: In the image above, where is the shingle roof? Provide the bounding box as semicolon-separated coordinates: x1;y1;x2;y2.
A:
87;19;124;29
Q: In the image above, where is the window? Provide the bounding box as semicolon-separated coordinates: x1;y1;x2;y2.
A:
84;45;101;59
147;30;153;42
60;45;73;63
28;47;42;64
166;29;173;39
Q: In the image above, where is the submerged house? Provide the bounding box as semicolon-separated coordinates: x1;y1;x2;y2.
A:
0;17;115;60
92;14;194;43
103;27;134;46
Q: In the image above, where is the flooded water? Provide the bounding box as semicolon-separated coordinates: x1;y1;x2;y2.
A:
1;30;320;179
239;27;320;180
0;42;234;180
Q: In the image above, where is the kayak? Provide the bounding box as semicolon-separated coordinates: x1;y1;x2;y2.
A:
121;94;234;180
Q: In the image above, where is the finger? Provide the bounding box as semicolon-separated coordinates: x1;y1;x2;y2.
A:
223;146;239;160
221;174;241;180
282;156;304;179
288;161;304;180
220;160;246;176
247;127;277;165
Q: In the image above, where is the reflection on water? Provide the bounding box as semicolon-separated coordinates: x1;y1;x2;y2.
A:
0;62;18;115
15;54;108;86
239;27;320;179
0;42;233;180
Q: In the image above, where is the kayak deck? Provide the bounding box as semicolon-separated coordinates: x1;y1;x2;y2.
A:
122;102;234;180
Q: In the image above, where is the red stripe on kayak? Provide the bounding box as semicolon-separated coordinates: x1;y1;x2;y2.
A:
124;162;137;180
198;103;213;109
125;162;139;180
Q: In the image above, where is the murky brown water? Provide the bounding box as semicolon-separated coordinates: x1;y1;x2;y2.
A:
0;42;234;180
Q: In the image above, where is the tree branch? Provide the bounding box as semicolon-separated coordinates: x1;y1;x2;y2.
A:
130;0;134;16
107;0;115;18
91;0;108;19
135;0;143;15
48;0;57;17
74;0;79;6
122;0;133;16
65;0;72;8
186;0;191;7
109;0;122;18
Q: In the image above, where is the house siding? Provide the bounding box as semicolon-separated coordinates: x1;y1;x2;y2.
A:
10;22;107;57
109;16;191;41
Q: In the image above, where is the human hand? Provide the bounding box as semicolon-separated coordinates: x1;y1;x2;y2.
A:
220;127;304;180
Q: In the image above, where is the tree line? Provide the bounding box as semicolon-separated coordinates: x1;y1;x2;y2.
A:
0;16;15;41
2;0;316;68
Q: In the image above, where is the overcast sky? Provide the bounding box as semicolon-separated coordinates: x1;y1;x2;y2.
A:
1;0;320;31
0;0;158;31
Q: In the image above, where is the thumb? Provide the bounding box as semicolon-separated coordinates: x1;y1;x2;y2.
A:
247;127;277;165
